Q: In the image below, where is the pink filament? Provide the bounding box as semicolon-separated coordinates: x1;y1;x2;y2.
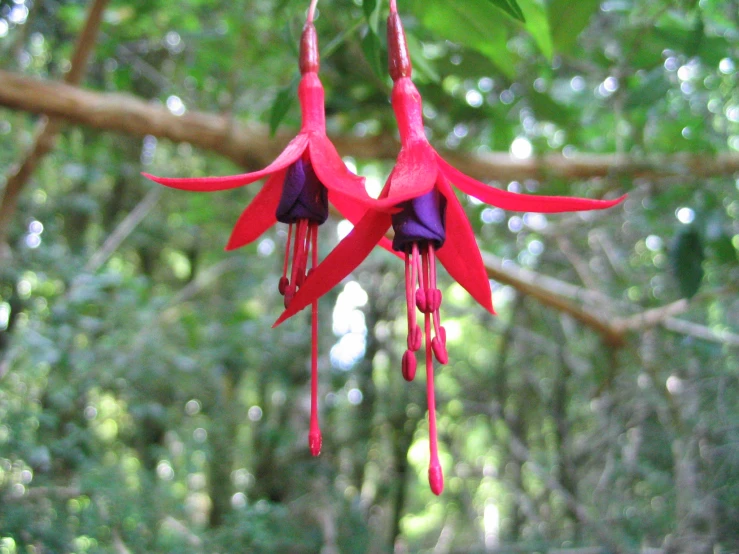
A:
279;223;294;294
297;220;312;286
290;220;307;287
428;244;443;340
407;245;421;350
283;223;293;278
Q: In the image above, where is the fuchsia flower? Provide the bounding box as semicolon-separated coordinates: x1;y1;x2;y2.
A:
144;8;378;457
275;4;626;495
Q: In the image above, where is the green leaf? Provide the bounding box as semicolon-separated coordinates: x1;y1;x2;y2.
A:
268;74;299;136
709;234;738;264
529;90;574;127
625;70;671;110
653;25;730;66
412;0;518;78
548;0;600;55
363;0;382;34
485;0;526;22
406;31;440;83
363;0;378;24
274;0;298;14
361;28;386;80
670;227;705;299
518;0;552;60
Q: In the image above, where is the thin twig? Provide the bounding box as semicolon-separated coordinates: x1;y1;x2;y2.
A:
663;318;739;347
158;257;243;321
614;298;690;332
84;187;162;273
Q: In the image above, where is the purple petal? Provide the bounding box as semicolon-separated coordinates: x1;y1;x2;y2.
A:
391;188;447;252
276;158;329;224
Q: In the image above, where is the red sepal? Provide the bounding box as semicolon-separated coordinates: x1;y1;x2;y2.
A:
374;142;438;210
437;155;626;213
142;134;308;192
224;169;285;250
435;176;495;314
308;134;375;209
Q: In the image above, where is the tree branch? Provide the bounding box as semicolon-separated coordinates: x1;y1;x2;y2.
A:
0;1;110;255
2;70;739;191
2;71;736;347
481;251;625;346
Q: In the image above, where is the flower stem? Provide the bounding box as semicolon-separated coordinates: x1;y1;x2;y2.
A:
307;0;319;22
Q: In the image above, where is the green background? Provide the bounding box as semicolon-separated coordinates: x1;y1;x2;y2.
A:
0;0;738;552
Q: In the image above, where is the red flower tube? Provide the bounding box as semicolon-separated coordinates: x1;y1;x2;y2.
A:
275;2;626;494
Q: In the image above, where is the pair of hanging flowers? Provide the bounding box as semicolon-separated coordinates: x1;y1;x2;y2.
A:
145;0;624;495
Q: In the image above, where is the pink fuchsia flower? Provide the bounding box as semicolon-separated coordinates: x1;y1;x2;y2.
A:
275;5;626;495
144;9;377;457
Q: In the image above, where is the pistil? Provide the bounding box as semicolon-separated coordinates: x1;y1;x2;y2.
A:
275;149;328;456
308;222;322;456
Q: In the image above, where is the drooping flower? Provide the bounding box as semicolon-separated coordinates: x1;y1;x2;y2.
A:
144;4;377;457
275;3;626;495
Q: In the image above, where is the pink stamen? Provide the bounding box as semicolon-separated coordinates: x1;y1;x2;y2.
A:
428;244;448;364
404;250;421;351
279;223;293;295
425;309;443;495
408;244;422;351
291;221;305;282
416;245;433;314
309;222;322;456
285;220;310;308
297;221;312;287
404;251;412;324
428;244;440;319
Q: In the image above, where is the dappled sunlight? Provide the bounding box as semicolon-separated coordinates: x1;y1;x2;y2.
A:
0;0;737;551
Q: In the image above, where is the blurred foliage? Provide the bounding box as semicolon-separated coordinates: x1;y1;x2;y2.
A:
1;0;738;552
